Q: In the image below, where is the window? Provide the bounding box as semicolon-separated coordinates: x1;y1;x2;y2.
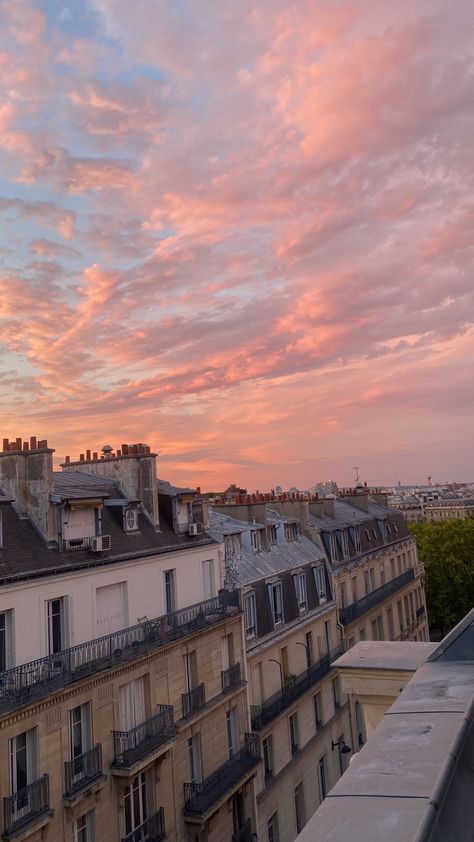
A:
187;735;202;783
390;558;395;579
314;566;327;602
313;692;323;729
280;646;289;681
0;610;13;670
392;521;398;533
251;530;262;551
294;782;305;833
327;532;338;561
284;522;298;542
293;572;307;612
359;625;366;641
201;559;215;600
269;525;278;544
324;619;332;655
387;607;394;639
332;676;341;711
221;633;235;671
289;713;299;755
267;582;284;626
96;582;127;637
164;570;176;614
340;581;347;608
353;526;361;552
364;528;370;541
47;597;68;654
119;677;146;731
124;773;149;837
73;810;95;842
69;703;92;785
183;651;198;692
226;708;239;758
263;735;273;781
243;592;257;639
338;529;349;558
351;577;358;603
380;565;386;585
305;631;313;667
347;636;355;649
369;568;376;590
9;728;38;797
318;755;328;801
267;812;279;842
364;570;370;596
371;615;384;641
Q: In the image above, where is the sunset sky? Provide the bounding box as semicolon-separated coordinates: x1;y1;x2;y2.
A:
0;0;473;491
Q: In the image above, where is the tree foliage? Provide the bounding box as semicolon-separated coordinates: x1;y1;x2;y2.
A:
410;517;474;634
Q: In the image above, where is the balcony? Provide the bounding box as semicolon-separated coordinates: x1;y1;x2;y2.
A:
3;775;51;839
232;818;253;842
64;744;104;798
112;706;175;769
250;645;344;730
183;733;260;817
182;684;206;718
339;568;415;626
222;662;241;693
122;808;165;842
0;591;240;715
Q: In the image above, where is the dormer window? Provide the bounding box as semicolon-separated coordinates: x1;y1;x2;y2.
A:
293;572;308;612
284;522;298;542
314;566;327;603
267;581;284;626
269;525;278;544
251;530;262;552
124;507;139;533
328;532;338;561
338;529;349;558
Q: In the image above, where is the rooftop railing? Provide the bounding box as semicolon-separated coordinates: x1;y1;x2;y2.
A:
3;775;50;838
183;733;260;816
339;568;415;626
122;808;165;842
250;645;344;730
0;590;240;715
64;744;103;797
112;706;175;768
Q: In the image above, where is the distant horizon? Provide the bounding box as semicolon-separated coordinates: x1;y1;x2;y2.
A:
1;1;473;492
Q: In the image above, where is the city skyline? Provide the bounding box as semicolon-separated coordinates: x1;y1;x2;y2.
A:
1;0;473;491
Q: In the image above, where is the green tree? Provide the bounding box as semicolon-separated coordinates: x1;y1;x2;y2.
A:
410;518;474;635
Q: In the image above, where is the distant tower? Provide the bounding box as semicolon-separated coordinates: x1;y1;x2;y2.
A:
428;475;432;486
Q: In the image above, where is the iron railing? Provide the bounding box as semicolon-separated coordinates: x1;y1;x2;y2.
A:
339;568;415;626
183;733;260;816
112;706;175;768
250;645;344;730
182;684;206;718
3;775;50;837
222;662;241;693
0;591;240;714
64;744;103;797
232;818;253;842
122;808;165;842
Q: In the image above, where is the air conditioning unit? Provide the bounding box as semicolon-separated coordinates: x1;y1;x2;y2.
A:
189;523;202;536
90;535;112;552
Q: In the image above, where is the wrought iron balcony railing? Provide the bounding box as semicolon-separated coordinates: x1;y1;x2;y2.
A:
183;733;260;816
0;590;240;715
182;684;206;718
3;775;50;838
64;744;103;797
339;568;415;626
250;645;344;730
112;706;175;768
222;662;241;693
122;808;165;842
232;818;253;842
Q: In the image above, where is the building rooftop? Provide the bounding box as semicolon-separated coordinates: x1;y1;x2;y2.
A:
334;640;437;673
295;610;474;842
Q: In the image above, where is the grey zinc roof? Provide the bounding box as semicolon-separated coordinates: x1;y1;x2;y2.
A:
208;510;326;586
53;471;120;499
157;479;197;496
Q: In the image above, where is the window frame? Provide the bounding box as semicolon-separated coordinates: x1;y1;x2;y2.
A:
293;572;308;613
267;581;284;627
243;591;257;639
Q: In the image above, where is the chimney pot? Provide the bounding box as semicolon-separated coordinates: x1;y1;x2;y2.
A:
117;449;121;457
93;452;98;460
86;449;91;461
30;436;37;450
80;453;84;461
2;438;9;452
23;442;29;451
122;444;129;455
65;455;70;463
15;437;22;450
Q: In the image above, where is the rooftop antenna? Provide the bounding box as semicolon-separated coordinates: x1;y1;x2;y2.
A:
353;466;361;485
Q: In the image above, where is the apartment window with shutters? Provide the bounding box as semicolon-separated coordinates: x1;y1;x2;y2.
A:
267;582;284;626
0;610;13;671
293;572;307;612
289;713;299;755
314;565;327;603
201;559;215;600
243;592;257;639
46;596;69;654
294;782;305;833
313;692;323;729
73;810;95;842
267;812;279;842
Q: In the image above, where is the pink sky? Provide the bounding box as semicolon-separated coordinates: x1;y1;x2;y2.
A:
0;0;473;491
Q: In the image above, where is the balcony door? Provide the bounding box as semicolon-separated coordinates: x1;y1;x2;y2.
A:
9;729;37;823
124;772;149;838
69;703;92;784
232;792;245;836
120;677;146;731
96;582;127;637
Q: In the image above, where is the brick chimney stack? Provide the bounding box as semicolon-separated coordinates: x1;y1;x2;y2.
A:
0;436;56;544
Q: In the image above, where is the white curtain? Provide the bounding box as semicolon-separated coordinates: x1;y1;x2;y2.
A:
119;677;146;730
96;582;127;636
